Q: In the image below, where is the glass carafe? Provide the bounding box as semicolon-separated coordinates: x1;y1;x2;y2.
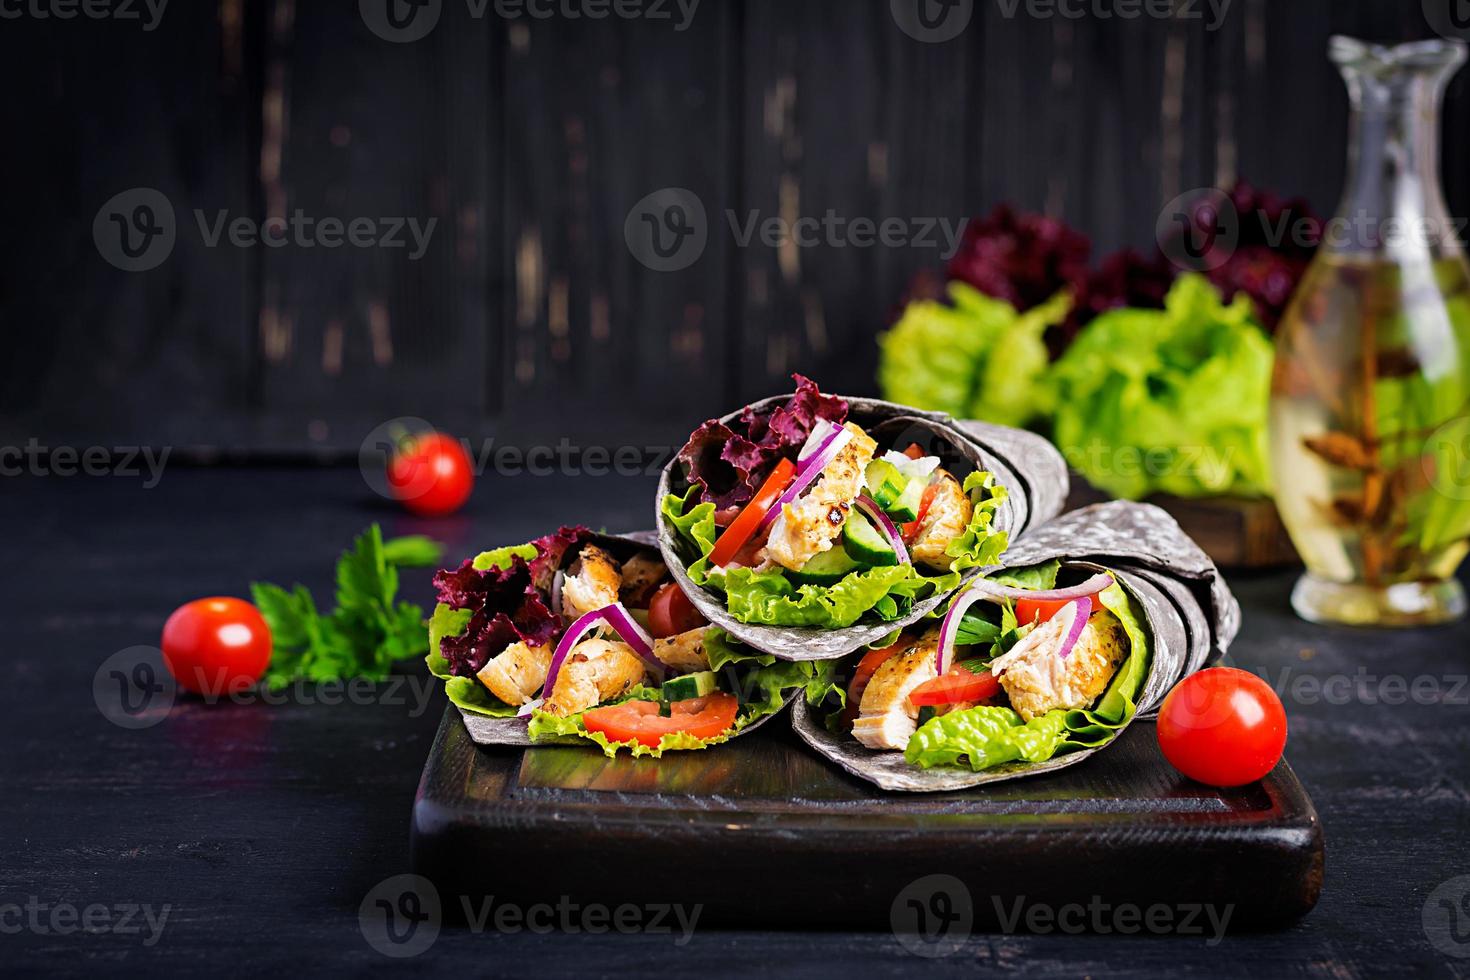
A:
1270;36;1470;626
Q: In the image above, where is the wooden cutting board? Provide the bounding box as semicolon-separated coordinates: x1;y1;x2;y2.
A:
411;707;1323;932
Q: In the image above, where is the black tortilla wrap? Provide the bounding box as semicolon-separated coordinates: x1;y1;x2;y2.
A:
449;530;795;749
656;395;1071;663
789;561;1187;792
1120;563;1214;689
1001;501;1241;659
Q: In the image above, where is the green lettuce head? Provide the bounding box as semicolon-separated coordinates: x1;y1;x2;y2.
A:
1050;273;1274;500
879;282;1071;429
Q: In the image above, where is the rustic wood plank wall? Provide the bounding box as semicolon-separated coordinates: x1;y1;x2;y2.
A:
0;0;1464;454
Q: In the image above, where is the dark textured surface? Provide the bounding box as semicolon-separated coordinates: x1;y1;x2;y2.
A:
5;466;1470;975
6;3;1467;453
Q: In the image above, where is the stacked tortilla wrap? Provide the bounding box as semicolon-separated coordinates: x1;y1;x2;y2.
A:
657;383;1071;663
792;501;1242;791
427;528;811;755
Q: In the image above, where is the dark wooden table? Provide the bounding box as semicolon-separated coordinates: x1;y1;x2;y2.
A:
5;466;1470;977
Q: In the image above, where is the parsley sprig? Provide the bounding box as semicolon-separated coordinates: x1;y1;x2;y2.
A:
251;525;444;689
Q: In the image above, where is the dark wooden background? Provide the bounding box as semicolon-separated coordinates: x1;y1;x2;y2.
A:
2;0;1467;454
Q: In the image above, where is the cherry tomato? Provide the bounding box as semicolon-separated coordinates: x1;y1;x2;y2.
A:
708;458;797;568
386;432;474;517
161;597;273;696
908;669;1001;707
1157;667;1288;787
582;693;739;748
646;582;707;639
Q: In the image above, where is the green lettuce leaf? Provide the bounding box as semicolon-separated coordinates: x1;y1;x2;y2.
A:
1051;273;1274;499
879;282;1070;428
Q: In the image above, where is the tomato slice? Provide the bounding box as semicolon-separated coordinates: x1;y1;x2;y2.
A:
901;482;941;540
902;443;925;461
908;669;1001;707
1015;597;1076;626
708;458;797;568
582;693;740;748
647;582;707;639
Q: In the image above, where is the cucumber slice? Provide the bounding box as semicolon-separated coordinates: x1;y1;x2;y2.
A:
843;510;900;566
788;546;862;587
661;670;718;701
863;459;907;509
884;478;924;523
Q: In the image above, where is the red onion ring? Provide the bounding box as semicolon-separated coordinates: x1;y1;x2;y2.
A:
854;494;910;566
935;574;1110;674
539;602;662;701
758;422;853;529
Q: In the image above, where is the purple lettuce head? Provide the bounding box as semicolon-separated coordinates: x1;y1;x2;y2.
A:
946;205;1092;314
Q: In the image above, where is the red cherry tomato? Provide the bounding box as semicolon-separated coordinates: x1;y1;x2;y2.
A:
161;597;273;696
1157;667;1288;787
387;432;475;517
646;582;707;639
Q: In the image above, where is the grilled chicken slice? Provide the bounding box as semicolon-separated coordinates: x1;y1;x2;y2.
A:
560;544;622;620
474;640;553;706
652;627;711;673
852;627;941;750
541;637;650;717
909;470;974;570
990;608;1129;722
618;552;668;607
762;422;879;571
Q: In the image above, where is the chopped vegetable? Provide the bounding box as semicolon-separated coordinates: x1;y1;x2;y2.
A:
708;457;796;569
582;692;740;748
908;669;1001;708
541;602;660;699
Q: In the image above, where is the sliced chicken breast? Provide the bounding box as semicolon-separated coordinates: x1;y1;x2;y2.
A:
560;544;622;620
475;640;553;706
991;608;1129;722
618;552;668;607
762;422;879;571
852;627;941;750
909;470;975;570
652;627;712;673
541;637;650;717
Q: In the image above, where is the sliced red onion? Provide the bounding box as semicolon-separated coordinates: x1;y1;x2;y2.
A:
957;572;1114;606
539;602;663;701
854;494;910;565
758;423;853;529
516;697;544;718
550;569;566;618
934;576;1108;674
993;597;1092;671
